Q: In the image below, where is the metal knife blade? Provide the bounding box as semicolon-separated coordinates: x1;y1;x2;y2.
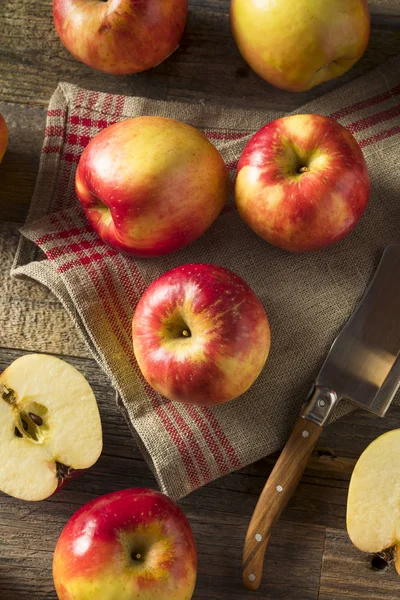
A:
315;245;400;417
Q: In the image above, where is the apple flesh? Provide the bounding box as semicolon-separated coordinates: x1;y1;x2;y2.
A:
76;117;229;257
235;114;370;253
230;0;370;92
0;354;102;501
347;429;400;574
53;488;197;600
53;0;188;75
132;264;271;406
0;113;8;163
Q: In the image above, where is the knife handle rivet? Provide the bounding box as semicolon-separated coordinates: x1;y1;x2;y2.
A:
249;574;256;582
318;399;326;407
276;485;283;492
255;533;262;542
302;430;309;438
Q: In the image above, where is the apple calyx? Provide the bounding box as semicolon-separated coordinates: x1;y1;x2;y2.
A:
371;548;396;571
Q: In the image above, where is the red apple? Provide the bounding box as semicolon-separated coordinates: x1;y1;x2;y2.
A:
53;0;188;74
75;117;229;257
235;114;370;253
0;113;8;163
230;0;370;92
132;264;271;406
53;488;197;600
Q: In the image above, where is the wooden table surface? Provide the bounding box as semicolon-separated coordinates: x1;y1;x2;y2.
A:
2;2;400;599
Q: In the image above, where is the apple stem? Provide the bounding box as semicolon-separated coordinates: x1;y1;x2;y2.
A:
298;166;310;174
182;330;190;337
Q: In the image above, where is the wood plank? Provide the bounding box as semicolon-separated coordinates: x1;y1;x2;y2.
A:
0;1;400;112
319;528;400;600
0;102;46;223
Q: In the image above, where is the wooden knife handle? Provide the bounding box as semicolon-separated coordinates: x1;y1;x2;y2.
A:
242;417;323;591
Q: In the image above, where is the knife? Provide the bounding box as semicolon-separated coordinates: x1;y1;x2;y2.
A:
243;244;400;591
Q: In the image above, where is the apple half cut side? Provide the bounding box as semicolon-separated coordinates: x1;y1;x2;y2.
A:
347;429;400;573
0;354;103;501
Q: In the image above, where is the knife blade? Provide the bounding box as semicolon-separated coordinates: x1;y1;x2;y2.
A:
242;245;400;591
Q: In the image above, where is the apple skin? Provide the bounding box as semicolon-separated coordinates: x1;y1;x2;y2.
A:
75;117;229;257
132;264;271;406
53;0;188;75
230;0;370;92
53;488;197;600
235;114;370;253
0;114;8;163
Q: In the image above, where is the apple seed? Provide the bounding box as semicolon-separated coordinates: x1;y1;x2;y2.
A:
29;412;43;426
14;427;22;438
21;418;28;431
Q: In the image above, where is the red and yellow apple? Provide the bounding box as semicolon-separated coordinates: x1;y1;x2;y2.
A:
76;117;229;257
0;113;8;163
235;114;370;253
53;488;197;600
53;0;188;74
347;430;400;574
132;264;271;406
0;354;102;501
230;0;370;92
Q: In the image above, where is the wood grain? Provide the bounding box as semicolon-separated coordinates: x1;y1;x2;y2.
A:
319;528;400;600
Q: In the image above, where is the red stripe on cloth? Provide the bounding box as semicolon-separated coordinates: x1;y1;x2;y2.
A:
114;94;125;117
45;125;64;138
87;91;100;111
68;115;116;130
36;224;92;246
329;83;400;121
62;152;80;164
359;124;400;148
205;131;249;141
163;402;212;482
57;250;117;272
346;103;400;135
46;212;204;488
202;407;242;468
182;405;230;473
47;109;66;117
43;145;63;154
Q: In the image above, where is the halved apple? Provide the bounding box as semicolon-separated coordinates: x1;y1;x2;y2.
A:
0;354;103;501
347;429;400;572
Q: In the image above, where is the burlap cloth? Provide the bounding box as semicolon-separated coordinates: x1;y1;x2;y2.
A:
12;56;400;499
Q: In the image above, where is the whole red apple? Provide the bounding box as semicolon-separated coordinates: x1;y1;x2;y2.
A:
53;488;197;600
132;264;271;406
76;117;229;257
235;114;370;253
231;0;370;92
0;113;8;163
53;0;188;74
